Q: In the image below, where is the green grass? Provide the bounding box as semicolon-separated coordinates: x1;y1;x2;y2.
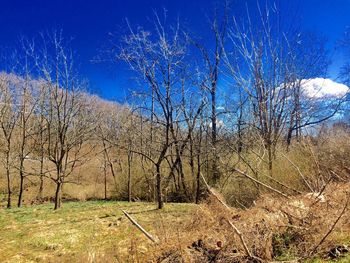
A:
0;201;196;262
1;200;348;262
305;255;350;263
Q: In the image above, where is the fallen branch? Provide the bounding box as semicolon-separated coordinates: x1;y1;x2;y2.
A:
121;209;158;244
311;176;332;207
308;193;350;256
225;218;253;258
200;172;231;210
280;152;314;193
233;168;291;199
217;156;291;199
262;173;302;195
330;170;347;182
200;172;253;258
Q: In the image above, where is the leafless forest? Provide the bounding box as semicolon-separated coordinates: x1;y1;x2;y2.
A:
0;2;350;262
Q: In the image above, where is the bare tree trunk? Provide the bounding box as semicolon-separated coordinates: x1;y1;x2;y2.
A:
267;143;273;178
6;152;11;209
101;139;118;195
18;141;26;207
237;89;244;155
211;88;220;183
127;151;132;202
173;140;188;197
156;163;163;209
54;163;63;210
189;136;196;200
103;159;107;200
196;123;203;204
195;153;202;204
54;181;62;210
37;121;45;201
17;164;24;207
38;157;44;200
286;125;294;147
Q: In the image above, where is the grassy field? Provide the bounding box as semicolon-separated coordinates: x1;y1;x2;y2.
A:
0;199;349;262
0;201;196;262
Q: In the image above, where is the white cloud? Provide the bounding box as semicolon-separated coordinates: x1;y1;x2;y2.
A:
301;78;349;99
208;119;224;128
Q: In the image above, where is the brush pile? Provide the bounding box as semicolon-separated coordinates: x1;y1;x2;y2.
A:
156;183;350;262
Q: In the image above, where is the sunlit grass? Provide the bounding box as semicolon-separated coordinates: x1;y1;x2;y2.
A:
0;201;196;262
306;255;350;263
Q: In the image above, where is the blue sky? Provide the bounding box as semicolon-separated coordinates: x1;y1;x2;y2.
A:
0;0;349;101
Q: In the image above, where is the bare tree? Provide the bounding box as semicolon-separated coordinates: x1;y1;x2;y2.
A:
97;102;124;199
15;50;40;207
33;81;49;201
339;28;350;122
118;14;188;209
285;33;333;146
33;33;96;209
0;73;20;208
217;3;343;200
226;4;294;177
191;3;228;184
125;115;134;202
339;27;350;86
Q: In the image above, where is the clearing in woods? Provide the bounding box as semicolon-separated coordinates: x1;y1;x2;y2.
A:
0;193;349;263
0;201;195;262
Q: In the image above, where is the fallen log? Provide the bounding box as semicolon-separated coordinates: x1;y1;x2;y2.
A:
200;172;253;259
121;209;159;244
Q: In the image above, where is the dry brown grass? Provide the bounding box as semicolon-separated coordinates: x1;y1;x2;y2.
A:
152;182;350;262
